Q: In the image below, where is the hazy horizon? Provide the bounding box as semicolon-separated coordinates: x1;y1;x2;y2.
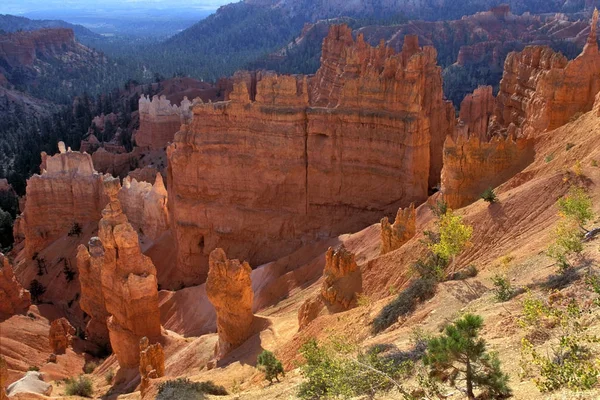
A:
0;0;235;15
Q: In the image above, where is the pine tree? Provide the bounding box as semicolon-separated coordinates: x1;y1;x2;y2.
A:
424;314;511;399
257;350;284;383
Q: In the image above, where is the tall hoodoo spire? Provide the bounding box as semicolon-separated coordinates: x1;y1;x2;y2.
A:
587;8;599;48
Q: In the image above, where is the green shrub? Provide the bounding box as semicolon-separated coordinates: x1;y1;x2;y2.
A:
83;360;99;374
566;142;576;151
545;154;555;163
157;378;227;400
491;274;514;302
557;187;594;232
428;210;473;264
28;366;40;371
372;278;437;334
105;370;114;384
448;265;478;281
28;279;46;303
298;338;413;399
429;199;448;218
65;376;93;398
480;187;498;203
424;314;511;399
68;222;82;237
520;289;600;392
257;350;284;383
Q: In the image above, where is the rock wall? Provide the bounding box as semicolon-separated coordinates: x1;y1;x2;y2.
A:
0;254;30;320
380;204;416;255
21;142;109;258
135;95;200;150
0;28;75;68
320;245;362;312
0;356;7;400
206;248;254;359
118;174;169;241
491;9;600;137
168;25;454;286
441;133;534;209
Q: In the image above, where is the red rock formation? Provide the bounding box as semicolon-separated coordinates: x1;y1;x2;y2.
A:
441;133;534;209
0;28;75;68
206;248;254;359
457;86;495;139
491;10;600;137
320;245;362;311
76;238;110;347
139;337;165;396
135;95;198;150
0;356;7;400
297;297;323;331
48;318;75;355
168;25;454;286
21;142;109;258
380;204;416;255
0;254;31;320
118;174;169;241
98;197;162;368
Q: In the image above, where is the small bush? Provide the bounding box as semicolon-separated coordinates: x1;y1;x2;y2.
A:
28;366;40;371
257;350;284;383
62;259;76;283
65;376;94;398
372;278;436;334
448;265;478;281
157;378;227;400
429;199;448;218
298;338;413;399
105;370;114;384
83;361;99;374
29;279;46;303
481;187;498;203
491;274;514;302
545;154;555;163
68;222;82;237
428;210;473;264
566;142;576;151
592;159;598;167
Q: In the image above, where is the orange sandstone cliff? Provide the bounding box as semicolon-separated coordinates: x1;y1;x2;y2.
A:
167;25;454;286
320;245;362;312
380;204;416;255
0;254;30;320
491;9;600;138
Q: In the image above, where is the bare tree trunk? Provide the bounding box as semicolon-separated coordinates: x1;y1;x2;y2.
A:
466;359;475;400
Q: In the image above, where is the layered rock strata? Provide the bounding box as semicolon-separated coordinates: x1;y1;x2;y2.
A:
48;318;75;355
168;25;454;285
78;188;161;368
490;9;600;137
380;204;416;255
297;297;324;331
320;245;362;312
139;337;165;396
206;248;255;359
118;174;169;241
76;238;110;347
21;142;109;258
135;95;200;150
0;253;31;319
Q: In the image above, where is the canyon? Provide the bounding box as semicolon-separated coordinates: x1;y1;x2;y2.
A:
167;25;454;286
2;8;600;400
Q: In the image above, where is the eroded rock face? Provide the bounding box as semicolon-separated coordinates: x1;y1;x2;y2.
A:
206;248;254;359
76;239;110;347
168;25;454;286
77;189;161;368
118;174;169;241
320;246;362;312
441;133;534;209
380;204;416;255
48;318;75;355
139;337;165;396
457;86;495;140
491;10;600;137
0;253;31;320
1;356;8;400
297;297;324;331
21;142;109;258
135;95;200;150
